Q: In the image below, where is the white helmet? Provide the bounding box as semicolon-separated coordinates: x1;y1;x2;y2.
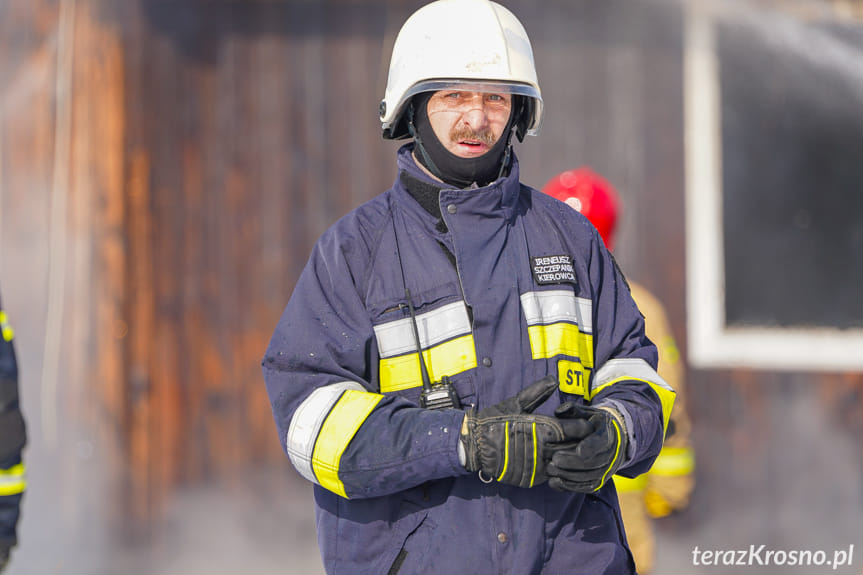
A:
380;0;544;141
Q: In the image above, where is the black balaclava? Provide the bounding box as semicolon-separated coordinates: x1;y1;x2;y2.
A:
408;92;517;189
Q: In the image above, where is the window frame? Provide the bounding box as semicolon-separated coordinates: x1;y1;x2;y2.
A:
683;5;863;372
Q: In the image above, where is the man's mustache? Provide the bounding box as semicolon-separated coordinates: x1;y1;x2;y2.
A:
450;125;496;146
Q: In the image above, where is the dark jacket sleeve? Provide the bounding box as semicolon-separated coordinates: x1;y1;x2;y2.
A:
262;219;467;500
0;290;26;545
584;235;676;479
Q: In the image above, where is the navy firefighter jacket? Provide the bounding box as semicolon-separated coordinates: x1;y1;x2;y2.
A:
263;144;675;575
0;287;26;548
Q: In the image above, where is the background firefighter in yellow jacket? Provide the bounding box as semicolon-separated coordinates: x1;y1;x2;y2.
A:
542;167;695;575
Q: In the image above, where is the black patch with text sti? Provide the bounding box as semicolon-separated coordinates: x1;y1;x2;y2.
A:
531;255;577;287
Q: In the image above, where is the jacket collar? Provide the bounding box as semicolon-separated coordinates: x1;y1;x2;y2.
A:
393;143;522;223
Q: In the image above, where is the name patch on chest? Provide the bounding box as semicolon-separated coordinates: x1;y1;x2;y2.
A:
531;254;577;286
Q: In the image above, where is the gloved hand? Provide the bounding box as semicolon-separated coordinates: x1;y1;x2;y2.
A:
546;402;629;493
460;376;594;488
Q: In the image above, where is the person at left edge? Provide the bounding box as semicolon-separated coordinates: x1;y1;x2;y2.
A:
0;288;26;573
262;1;675;573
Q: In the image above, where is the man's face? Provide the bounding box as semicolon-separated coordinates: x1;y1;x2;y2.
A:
426;90;512;158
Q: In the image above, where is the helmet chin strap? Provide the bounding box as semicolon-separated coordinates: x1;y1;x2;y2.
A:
497;135;514;181
408;94;516;189
407;100;447;184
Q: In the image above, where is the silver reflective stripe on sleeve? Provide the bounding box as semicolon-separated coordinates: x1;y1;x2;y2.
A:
590;358;676;434
287;381;366;484
520;290;593;333
374;300;472;358
591;358;671;393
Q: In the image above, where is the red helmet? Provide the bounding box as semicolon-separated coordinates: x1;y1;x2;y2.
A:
540;167;621;250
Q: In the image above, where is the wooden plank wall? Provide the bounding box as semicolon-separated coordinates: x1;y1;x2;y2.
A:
2;1;862;559
0;0;134;533
105;0;408;522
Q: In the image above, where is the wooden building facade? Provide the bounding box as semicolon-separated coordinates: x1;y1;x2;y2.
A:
2;0;862;571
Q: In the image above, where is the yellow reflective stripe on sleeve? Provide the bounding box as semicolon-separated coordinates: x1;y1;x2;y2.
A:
0;310;14;342
646;382;675;437
378;334;477;392
287;381;367;484
497;421;511;482
312;389;383;499
0;463;26;495
591;358;676;437
613;473;649;493
526;324;594;366
648;446;695;477
530;422;538;488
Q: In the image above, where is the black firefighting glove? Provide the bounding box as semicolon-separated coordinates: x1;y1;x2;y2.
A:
460;376;594;488
546;402;629;493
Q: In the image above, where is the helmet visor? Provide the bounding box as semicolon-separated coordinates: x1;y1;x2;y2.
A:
384;79;543;138
400;79;541;103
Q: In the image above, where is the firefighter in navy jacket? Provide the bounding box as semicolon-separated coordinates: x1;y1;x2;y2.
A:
0;287;26;573
263;1;675;573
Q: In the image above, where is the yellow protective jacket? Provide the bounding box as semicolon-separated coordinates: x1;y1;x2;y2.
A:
613;282;694;575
